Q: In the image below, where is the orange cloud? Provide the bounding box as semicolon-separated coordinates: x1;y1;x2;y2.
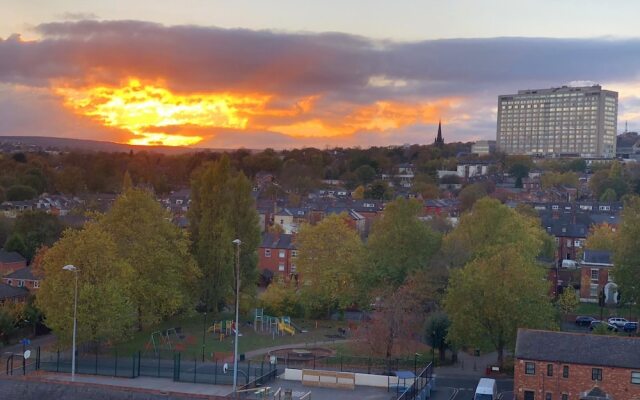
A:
54;78;461;146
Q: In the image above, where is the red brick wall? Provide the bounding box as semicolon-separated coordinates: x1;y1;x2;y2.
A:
579;266;610;300
0;261;27;276
515;358;640;399
258;247;294;279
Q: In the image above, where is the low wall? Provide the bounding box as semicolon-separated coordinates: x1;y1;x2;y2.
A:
282;368;415;388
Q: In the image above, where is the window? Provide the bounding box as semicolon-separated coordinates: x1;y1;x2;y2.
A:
547;364;553;377
279;250;285;258
562;394;568;400
632;371;640;384
291;250;298;258
591;269;599;281
592;368;603;381
278;263;285;272
524;391;535;400
563;366;569;378
5;279;11;285
265;249;271;257
545;393;552;400
18;280;24;287
33;280;40;289
590;284;599;297
525;362;535;375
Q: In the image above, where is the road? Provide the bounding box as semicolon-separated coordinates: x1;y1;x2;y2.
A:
434;374;514;400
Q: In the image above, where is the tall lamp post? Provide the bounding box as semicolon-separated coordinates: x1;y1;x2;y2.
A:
232;239;242;398
62;264;79;382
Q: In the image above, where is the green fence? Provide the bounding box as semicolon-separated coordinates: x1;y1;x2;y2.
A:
37;347;277;386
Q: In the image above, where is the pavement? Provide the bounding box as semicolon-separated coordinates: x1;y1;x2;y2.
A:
243;338;353;360
38;372;232;397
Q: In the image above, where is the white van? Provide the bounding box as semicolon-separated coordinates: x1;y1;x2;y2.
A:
474;378;497;400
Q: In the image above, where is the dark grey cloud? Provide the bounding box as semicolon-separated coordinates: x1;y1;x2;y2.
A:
1;20;639;99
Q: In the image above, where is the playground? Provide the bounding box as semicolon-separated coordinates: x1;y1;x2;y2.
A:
104;309;352;360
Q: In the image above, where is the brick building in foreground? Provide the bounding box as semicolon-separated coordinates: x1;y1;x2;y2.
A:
515;329;640;400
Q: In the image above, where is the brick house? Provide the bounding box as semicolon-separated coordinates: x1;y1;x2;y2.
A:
0;249;27;276
2;267;41;291
579;250;615;304
258;233;298;281
515;329;640;400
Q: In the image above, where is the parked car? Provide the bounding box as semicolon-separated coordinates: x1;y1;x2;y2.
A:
608;317;628;328
575;316;596;327
623;322;638;333
589;320;618;332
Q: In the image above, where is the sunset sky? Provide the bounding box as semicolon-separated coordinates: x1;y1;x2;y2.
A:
1;1;640;148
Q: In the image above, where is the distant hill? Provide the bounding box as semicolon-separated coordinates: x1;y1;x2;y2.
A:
0;136;237;154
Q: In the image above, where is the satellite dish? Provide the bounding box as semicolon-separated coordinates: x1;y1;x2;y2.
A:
23;350;31;359
223;363;229;374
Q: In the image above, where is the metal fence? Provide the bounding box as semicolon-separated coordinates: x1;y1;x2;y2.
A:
396;362;434;400
36;347;277;387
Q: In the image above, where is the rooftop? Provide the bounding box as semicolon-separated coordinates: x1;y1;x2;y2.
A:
516;329;640;369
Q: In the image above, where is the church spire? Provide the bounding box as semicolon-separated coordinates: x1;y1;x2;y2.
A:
434;120;444;148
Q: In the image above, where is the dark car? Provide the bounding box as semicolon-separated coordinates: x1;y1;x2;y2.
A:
575;316;596;327
589;320;618;332
623;322;638;333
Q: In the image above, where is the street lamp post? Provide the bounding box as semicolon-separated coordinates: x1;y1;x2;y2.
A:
62;264;79;382
202;311;207;362
232;239;242;399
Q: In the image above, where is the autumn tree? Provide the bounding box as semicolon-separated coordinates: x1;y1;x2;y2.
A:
297;214;365;317
365;198;441;288
36;223;133;345
101;188;200;330
189;156;260;312
442;197;553;268
557;287;579;317
458;183;488;211
613;196;640;311
584;223;617;252
445;248;556;366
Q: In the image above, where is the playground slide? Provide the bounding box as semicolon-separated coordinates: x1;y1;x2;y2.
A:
278;322;295;335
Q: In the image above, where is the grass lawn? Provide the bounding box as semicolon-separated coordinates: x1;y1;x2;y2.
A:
111;312;351;359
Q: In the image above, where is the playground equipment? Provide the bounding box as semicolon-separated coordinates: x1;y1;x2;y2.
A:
145;328;183;356
208;320;242;341
254;308;297;336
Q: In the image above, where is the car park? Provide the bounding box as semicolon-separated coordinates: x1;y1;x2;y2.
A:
608;317;628;328
623;322;638;332
575;316;596;326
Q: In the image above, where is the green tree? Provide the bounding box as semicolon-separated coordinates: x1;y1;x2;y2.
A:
443;198;552;268
557;286;579;316
355;165;377;185
189;156;260;312
366;180;393;200
0;216;12;248
585;223;617;252
260;279;303;317
297;214;365;317
101;188;200;330
600;188;617;202
613;196;640;311
36;223;134;345
11;211;65;261
425;312;451;363
6;185;37;201
444;248;556;366
365;198;441;288
4;233;27;256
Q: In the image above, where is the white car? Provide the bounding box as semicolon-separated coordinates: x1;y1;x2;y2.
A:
608;317;628;328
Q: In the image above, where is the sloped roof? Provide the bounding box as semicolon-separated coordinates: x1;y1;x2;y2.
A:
4;267;38;280
516;329;640;369
0;283;29;300
0;250;26;264
260;233;296;250
583;250;613;265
